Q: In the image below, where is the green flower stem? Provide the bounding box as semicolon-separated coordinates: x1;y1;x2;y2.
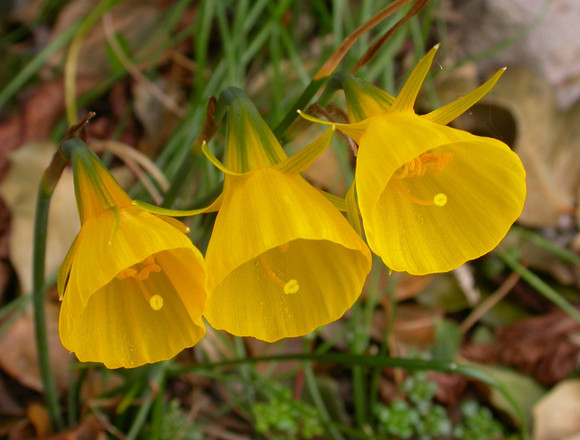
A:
303;361;347;440
498;251;580;326
32;147;70;432
272;78;327;141
33;116;92;431
512;226;580;268
170;353;529;440
126;363;166;440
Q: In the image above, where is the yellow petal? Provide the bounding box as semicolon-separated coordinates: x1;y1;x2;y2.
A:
204;168;371;341
341;73;395;122
356;113;526;275
69;206;199;308
423;68;506;126
318;189;346;212
389;44;440;114
345;179;362;236
60;248;206;369
297;110;369;144
274;127;334;174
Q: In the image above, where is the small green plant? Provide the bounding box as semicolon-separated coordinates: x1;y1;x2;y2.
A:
253;381;324;439
453;400;504;440
159;399;203;440
375;373;504;440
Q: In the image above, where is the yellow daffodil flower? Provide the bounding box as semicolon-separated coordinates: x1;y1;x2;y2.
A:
137;88;372;342
58;145;207;369
301;45;526;275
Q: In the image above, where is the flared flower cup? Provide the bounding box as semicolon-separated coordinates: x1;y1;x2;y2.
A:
302;45;526;275
58;147;207;369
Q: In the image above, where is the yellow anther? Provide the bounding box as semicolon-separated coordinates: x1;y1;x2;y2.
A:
391;152;453;208
116;268;137;280
137;264;161;280
414;157;423;175
436;153;453;170
259;253;298;294
284;279;299;295
149;295;164;311
135;278;163;310
434;193;447;207
393;163;409;179
144;255;156;266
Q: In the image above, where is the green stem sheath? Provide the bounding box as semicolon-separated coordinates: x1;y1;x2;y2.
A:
499;251;580;326
32;148;70;432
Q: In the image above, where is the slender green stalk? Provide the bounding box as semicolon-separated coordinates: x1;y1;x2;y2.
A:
32;147;70;432
512;226;580;268
303;361;347;440
499;251;580;326
0;23;81;108
125;363;166;440
273;78;327;140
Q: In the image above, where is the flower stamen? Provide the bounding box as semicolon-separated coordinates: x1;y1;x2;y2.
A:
391;152;452;207
114;255;164;310
116;268;137;279
135;278;164;311
393;180;447;207
259;253;299;295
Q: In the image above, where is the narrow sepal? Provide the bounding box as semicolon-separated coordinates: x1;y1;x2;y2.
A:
202;142;243;176
155;215;191;234
274;127;335;174
389;44;440;114
297;110;369;144
423;68;506;125
341;73;395;122
58;235;80;300
319;189;346;212
346;179;363;236
133;194;223;217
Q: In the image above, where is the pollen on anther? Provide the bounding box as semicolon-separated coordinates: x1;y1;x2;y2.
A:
434;193;447;207
150;295;163;310
284;279;299;295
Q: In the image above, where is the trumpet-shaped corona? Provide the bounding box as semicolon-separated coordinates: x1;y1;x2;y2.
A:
137;88;372;342
58;146;207;369
301;46;526;275
206;90;372;341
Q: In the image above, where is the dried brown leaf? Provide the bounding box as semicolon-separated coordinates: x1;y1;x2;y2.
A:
45;0;165;77
461;308;580;384
0;142;79;294
477;67;580;227
0;79;95;181
0;301;70;394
